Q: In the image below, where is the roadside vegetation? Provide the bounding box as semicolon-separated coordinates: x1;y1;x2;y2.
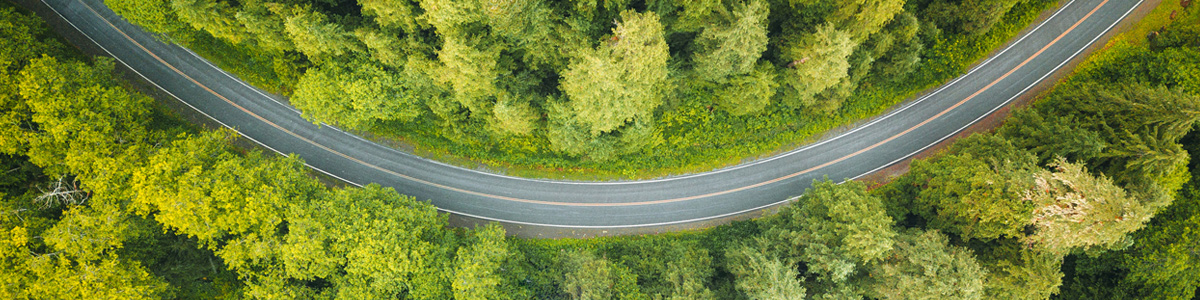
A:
3;1;1199;300
102;0;1054;179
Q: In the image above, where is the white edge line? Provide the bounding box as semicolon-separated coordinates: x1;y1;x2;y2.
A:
847;0;1142;181
170;0;1080;186
51;0;1134;229
42;0;366;188
456;0;1142;229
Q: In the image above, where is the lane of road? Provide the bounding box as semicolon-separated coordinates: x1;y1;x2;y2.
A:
40;0;1144;228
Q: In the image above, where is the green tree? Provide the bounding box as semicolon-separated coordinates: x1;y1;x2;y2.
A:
1;196;169;300
767;179;896;282
353;27;410;68
15;56;152;196
1120;180;1200;299
672;0;725;32
104;0;191;36
905;134;1040;241
551;10;670;158
280;6;360;59
431;34;503;119
292;60;426;130
975;239;1065;300
417;0;484;34
1026;159;1152;254
559;10;669;134
234;3;295;52
558;249;645;300
866;229;986;300
546;101;660;160
0;6;65;155
360;0;423;31
827;0;905;41
11;254;170;299
725;242;807;300
1031;83;1199;186
42;197;154;262
926;0;1022;35
780;23;856;108
0;173;167;300
606;238;715;299
1096;85;1200;184
997;109;1107;164
662;246;716;300
489;95;540;136
871;12;922;80
283;184;457;299
744;179;895;299
482;0;584;70
453;224;512;300
692;0;769;81
712;63;777;116
169;0;250;44
560;249;615;300
131;131;325;297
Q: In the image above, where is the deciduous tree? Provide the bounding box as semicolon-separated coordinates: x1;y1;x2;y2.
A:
712;60;777;116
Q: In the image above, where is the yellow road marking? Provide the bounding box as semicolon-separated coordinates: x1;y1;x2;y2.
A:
82;0;1109;206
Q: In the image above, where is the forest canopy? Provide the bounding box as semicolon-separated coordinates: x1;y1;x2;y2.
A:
4;1;1200;299
104;0;1044;168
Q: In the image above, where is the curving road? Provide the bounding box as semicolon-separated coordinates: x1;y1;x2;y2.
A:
41;0;1143;228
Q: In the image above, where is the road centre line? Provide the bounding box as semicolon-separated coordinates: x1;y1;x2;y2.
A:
76;0;1107;208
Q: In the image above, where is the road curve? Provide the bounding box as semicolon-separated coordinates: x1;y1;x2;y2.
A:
41;0;1143;228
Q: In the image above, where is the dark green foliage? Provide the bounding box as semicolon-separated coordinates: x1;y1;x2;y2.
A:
995;108;1107;164
1121;182;1200;299
903;5;1200;299
924;0;1023;35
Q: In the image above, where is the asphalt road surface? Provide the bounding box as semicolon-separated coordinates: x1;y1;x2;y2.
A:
41;0;1144;228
